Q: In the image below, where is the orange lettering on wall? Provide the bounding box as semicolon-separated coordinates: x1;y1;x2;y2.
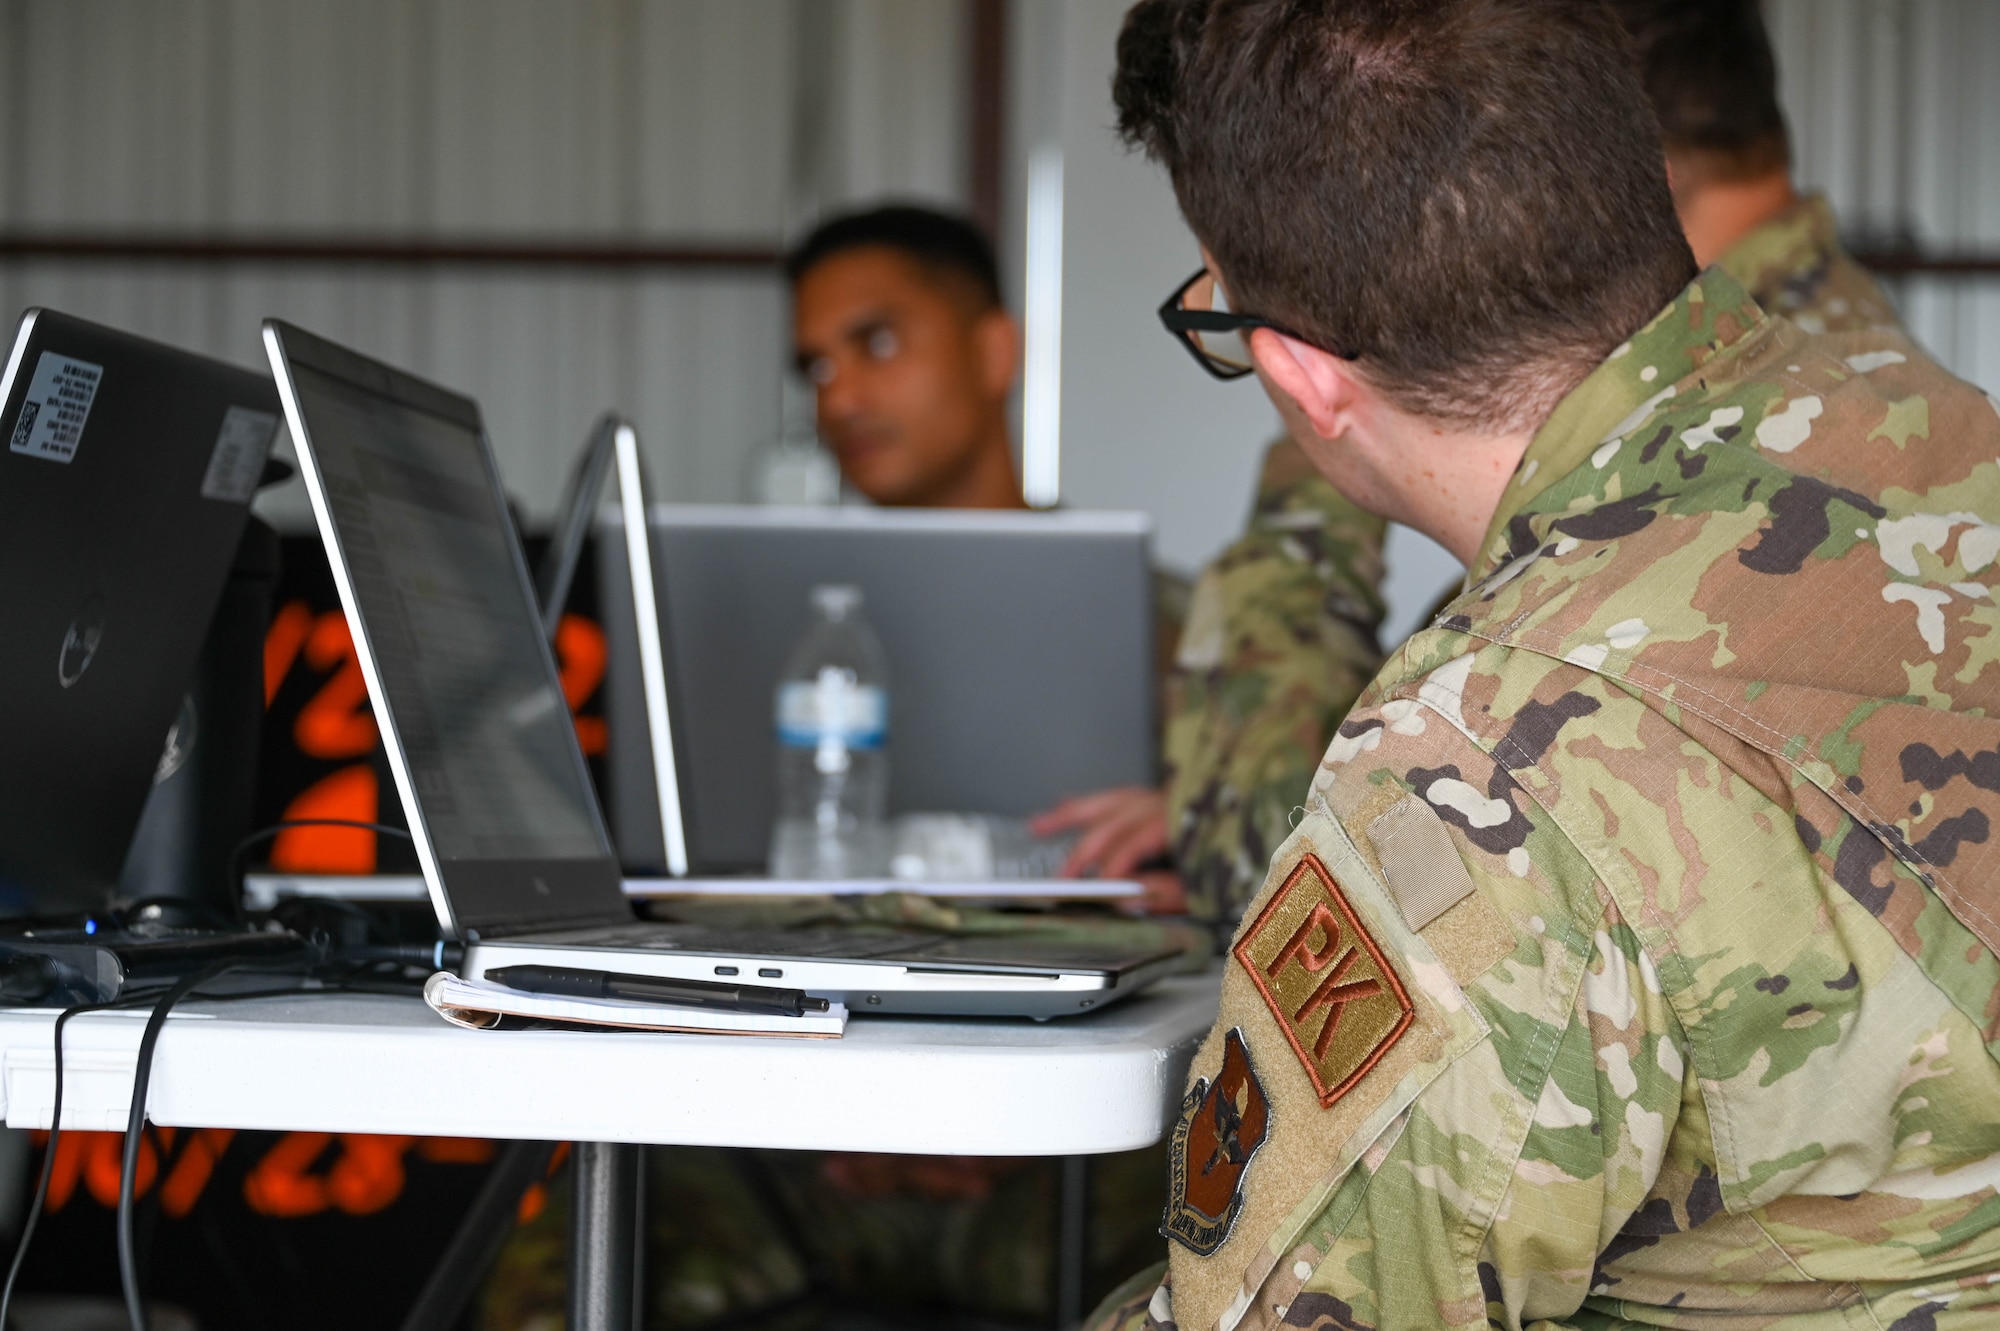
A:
517;1141;573;1225
243;1131;336;1216
271;765;379;873
327;1133;414;1215
244;1132;417;1217
295;612;378;759
263;600;314;706
159;1128;236;1217
84;1130;158;1208
556;614;608;756
42;1130;89;1211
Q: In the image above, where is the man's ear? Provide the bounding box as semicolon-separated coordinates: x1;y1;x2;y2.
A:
974;310;1022;401
1249;328;1359;442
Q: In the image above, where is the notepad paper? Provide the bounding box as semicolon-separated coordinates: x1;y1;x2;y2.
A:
423;972;847;1038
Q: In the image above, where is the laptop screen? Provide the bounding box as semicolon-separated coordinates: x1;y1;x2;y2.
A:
269;323;628;938
288;363;605;861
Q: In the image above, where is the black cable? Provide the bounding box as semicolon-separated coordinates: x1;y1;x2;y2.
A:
0;1000;122;1331
0;967;406;1331
226;819;415;914
111;970;425;1330
3;944;438;1331
117;959;258;1331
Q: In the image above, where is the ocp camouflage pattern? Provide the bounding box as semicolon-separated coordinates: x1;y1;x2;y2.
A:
1120;263;2000;1331
1159;195;1897;933
1164;440;1386;926
1718;193;1901;338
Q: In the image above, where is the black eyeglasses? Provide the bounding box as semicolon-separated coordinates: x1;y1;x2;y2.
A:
1156;269;1354;380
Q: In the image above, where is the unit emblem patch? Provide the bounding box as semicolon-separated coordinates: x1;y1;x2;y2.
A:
1235;854;1415;1108
1162;1027;1268;1255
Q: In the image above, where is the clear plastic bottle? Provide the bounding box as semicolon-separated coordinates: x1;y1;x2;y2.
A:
768;585;891;879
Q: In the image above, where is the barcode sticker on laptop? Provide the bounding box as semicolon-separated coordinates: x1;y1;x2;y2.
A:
200;405;279;502
9;351;102;464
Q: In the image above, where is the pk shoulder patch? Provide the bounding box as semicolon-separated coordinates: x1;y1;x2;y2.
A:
1233;854;1416;1107
1162;1027;1268;1255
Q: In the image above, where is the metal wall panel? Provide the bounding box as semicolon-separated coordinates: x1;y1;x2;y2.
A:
1770;0;2000;392
0;0;966;528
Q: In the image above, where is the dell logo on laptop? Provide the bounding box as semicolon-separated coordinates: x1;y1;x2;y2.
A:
58;593;105;688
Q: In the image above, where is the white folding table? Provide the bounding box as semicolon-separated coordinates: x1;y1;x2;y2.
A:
0;971;1219;1329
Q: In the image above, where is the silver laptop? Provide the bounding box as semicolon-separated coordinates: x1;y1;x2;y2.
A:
597;505;1157;873
262;320;1184;1018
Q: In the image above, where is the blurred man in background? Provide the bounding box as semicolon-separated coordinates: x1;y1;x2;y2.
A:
1161;0;1909;935
790;204;1191;905
492;207;1186;1331
789;207;1027;511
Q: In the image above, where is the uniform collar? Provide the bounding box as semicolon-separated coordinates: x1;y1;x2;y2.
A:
1467;266;1769;581
1714;192;1841;293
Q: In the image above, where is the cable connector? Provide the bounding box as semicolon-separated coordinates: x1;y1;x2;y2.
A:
327;940;466;971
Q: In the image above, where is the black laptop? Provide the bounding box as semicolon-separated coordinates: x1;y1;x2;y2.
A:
0;310;283;916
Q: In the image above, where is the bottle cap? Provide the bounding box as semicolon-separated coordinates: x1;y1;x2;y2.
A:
810;584;863;618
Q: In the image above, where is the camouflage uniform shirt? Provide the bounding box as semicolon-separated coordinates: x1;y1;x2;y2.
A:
1165;193;1900;930
1139;267;2000;1331
1165;442;1387;925
1719;193;1901;337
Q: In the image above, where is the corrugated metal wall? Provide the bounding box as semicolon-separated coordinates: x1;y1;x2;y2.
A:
0;2;1992;542
0;0;969;530
1769;0;2000;391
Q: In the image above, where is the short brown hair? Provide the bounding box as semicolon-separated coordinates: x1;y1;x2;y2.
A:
1114;0;1696;432
1605;0;1790;193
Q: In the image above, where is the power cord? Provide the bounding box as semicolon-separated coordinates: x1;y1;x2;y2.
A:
112;949;461;1331
0;908;456;1329
0;999;122;1331
118;959;262;1331
226;819;415;919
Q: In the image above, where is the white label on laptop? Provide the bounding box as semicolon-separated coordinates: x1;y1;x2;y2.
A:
200;405;279;502
8;351;103;464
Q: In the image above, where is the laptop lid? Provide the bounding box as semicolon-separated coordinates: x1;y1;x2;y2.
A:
541;414;689;876
0;309;279;914
534;413;618;639
598;506;1155;873
261;320;628;941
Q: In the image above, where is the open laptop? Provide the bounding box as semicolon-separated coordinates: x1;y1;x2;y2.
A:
0;310;283;915
263;320;1186;1018
597;504;1157;874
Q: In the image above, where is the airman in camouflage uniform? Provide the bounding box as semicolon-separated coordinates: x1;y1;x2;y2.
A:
1162;75;1905;936
1163;192;1903;932
1101;0;2000;1323
1109;262;2000;1331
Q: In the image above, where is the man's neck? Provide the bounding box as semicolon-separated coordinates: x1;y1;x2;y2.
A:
1300;407;1535;569
922;423;1028;510
1396;424;1535;568
1676;171;1797;269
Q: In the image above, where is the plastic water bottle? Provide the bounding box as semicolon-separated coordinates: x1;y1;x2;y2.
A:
768;585;891;878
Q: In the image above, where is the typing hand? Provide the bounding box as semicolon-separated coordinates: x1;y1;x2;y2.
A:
1030;788;1188;913
1030;786;1173;878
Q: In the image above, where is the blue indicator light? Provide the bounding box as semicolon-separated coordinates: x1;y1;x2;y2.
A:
84;918;97;935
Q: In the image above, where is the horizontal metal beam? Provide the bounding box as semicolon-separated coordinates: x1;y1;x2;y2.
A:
1854;251;2000;278
0;232;1992;280
0;233;783;270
